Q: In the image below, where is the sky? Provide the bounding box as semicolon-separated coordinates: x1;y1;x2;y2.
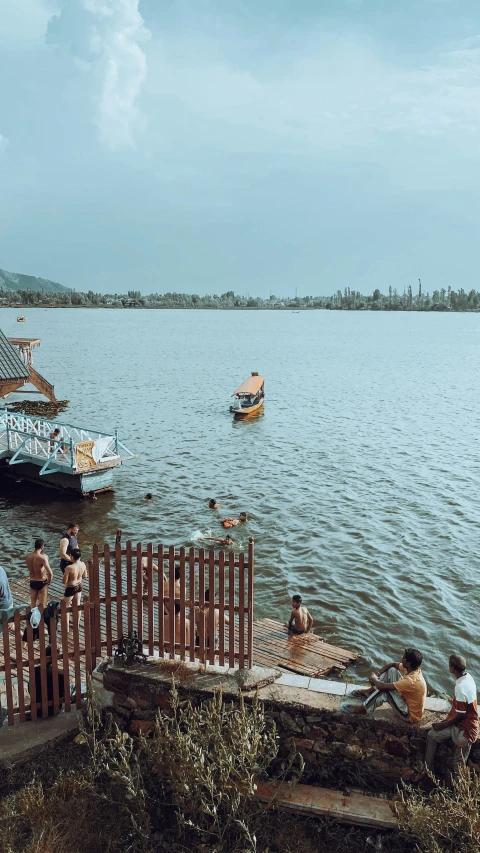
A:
1;0;480;296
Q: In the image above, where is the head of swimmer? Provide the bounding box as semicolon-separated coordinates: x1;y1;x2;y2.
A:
292;594;302;610
224;535;234;545
145;493;153;501
71;548;81;562
67;522;79;536
208;498;218;508
35;538;45;552
239;512;247;522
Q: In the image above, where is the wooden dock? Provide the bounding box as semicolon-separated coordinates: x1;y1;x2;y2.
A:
249;618;357;678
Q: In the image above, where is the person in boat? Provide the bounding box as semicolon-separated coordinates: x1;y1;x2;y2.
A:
221;512;247;529
198;535;234;547
208;498;221;509
62;548;87;631
288;595;313;636
26;538;53;610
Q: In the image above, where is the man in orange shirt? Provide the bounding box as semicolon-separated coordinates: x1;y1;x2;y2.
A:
424;654;478;774
342;648;426;722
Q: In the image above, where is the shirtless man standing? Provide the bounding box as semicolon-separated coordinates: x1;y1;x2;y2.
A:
26;539;53;610
63;548;87;630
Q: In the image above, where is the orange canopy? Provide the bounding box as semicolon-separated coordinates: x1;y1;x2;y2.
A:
232;374;264;396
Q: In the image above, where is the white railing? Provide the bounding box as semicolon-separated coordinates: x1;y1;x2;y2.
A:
0;411;134;473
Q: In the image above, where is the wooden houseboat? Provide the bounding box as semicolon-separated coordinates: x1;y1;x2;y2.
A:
230;372;265;417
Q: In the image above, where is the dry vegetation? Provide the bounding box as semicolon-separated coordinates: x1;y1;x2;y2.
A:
1;684;478;853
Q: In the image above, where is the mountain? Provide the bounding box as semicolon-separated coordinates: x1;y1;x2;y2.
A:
0;267;70;293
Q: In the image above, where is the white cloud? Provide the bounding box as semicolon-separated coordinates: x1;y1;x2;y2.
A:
47;0;150;149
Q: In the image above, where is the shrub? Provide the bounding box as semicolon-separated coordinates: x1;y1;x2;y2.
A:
396;768;480;853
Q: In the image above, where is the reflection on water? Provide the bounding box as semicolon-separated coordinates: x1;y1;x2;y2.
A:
0;307;479;694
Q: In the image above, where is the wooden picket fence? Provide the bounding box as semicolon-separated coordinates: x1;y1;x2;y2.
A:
91;539;255;668
0;540;254;726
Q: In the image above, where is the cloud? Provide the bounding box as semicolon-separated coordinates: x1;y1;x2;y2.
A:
47;0;150;148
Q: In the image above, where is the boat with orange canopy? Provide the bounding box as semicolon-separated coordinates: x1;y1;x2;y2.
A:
230;372;265;416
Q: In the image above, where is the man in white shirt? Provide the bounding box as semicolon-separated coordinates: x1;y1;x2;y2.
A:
424;654;478;774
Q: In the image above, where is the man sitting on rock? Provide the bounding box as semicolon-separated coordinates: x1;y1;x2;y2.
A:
342;648;426;722
423;654;478;775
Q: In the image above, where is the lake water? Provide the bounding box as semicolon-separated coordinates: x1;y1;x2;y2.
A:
1;307;479;694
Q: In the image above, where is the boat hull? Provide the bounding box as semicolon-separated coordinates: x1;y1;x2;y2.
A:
231;399;264;417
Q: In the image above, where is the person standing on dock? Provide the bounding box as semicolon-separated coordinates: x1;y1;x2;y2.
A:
63;548;87;630
59;523;79;572
26;539;53;610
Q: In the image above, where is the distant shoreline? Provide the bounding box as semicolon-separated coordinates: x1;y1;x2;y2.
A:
1;305;478;313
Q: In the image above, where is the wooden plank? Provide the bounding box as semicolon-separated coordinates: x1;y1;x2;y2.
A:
247;538;254;668
188;547;195;663
255;782;397;830
228;552;235;666
168;545;175;660
72;598;82;709
26;617;38;720
126;540;133;632
37;612;49;719
115;543;123;641
207;550;215;666
238;551;245;669
157;544;164;658
13;610;26;721
198;548;205;664
218;550;225;667
60;599;71;712
136;542;143;644
50;613;61;715
147;542;154;656
2;623;15;725
179;547;186;660
84;596;92;680
104;544;112;656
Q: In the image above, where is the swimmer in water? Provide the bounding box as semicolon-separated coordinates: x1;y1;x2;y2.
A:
221;512;247;529
208;498;221;509
198;535;234;547
145;493;153;501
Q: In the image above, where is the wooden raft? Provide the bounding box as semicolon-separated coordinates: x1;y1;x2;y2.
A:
248;618;357;678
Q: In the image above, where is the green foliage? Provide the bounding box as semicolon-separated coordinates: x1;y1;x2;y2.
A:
397;768;480;853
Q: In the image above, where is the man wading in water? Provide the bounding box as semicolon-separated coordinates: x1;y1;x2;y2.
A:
26;538;53;610
63;548;87;631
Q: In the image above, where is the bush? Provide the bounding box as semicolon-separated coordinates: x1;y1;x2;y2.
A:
396;768;480;853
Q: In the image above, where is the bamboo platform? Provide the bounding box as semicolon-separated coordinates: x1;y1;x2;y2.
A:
248;618;357;678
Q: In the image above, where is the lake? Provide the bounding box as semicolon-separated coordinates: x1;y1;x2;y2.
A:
1;307;479;694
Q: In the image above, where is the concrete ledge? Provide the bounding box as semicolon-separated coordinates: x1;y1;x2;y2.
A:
0;710;81;768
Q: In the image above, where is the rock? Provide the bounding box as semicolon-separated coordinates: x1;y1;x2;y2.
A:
409;737;426;754
384;735;410;759
132;709;156;721
344;744;364;760
306;715;326;723
136;697;154;711
310;726;329;738
293;738;314;750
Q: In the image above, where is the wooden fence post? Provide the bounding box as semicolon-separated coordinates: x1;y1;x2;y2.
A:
248;538;254;669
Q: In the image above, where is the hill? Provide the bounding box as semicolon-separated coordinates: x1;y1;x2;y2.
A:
0;266;70;293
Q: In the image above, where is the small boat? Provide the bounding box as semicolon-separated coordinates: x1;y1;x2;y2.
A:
230;372;265;416
17;316;25;323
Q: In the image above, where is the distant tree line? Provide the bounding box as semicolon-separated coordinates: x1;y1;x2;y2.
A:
1;281;479;311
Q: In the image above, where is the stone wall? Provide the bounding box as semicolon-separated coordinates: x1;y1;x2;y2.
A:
102;659;480;793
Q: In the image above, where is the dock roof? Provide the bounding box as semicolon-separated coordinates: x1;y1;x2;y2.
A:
0;329;30;381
